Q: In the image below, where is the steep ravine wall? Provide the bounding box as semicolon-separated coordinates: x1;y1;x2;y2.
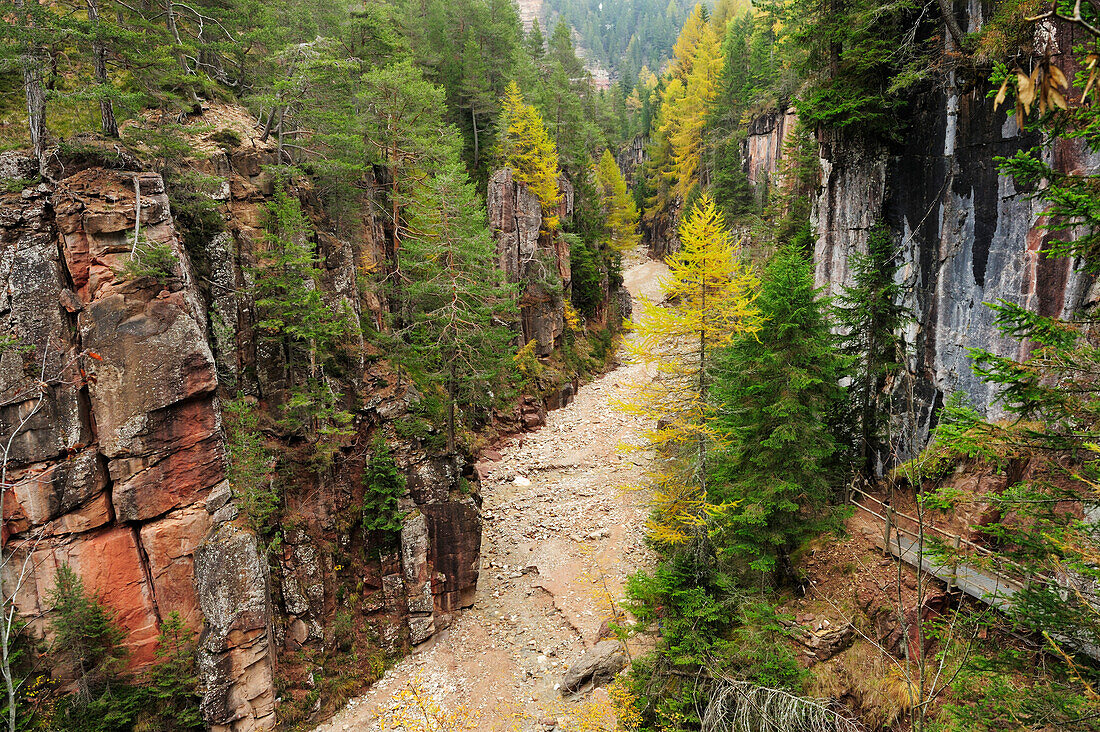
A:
745;13;1100;462
0;155;275;730
0;133;481;729
0;121;622;728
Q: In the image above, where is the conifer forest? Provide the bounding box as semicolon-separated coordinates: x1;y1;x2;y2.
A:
3;0;1100;730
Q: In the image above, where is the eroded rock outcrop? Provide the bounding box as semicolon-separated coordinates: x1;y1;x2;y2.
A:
1;110;488;729
487;168;574;356
0;152;275;731
744;16;1099;463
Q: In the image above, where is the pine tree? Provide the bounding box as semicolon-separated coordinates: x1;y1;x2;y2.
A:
459;36;494;170
595;149;641;253
400;161;518;452
833;222;908;479
709;244;845;577
525;18;546;60
499;81;562;229
358;59;454;308
625;195;759;546
48;565;127;702
144;612;202;732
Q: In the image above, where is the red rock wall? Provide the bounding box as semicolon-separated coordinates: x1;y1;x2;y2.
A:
0;154;276;730
1;110;492;728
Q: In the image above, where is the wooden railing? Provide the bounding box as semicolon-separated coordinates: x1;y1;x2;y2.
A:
847;486;1100;660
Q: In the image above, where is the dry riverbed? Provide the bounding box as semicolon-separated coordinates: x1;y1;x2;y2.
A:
314;258;668;731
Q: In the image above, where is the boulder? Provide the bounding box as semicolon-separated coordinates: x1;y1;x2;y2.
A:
560;640;627;695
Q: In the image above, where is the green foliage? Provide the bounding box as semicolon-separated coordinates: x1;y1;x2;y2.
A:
724;602;806;689
624;555;735;668
898;392;1006;487
223;398;278;536
166;170;226;276
0;176;39;193
118;238;178;284
362;438;406;542
782;0;932;139
52;682;148;732
998;145;1100;271
143;612;203;732
567;233;606;319
209;129;242;149
933;649;1100;731
709;244;846;577
710;135;754;222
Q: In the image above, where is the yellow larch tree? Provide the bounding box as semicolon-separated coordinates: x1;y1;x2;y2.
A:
499;81;562;230
595;149;642;253
622;196;760;546
670;4;710;80
664;8;722;200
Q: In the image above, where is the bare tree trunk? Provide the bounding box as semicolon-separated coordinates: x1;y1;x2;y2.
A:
86;0;118;138
934;0;967;48
14;0;47;168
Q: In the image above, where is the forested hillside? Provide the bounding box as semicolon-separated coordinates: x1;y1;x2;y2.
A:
3;0;1100;731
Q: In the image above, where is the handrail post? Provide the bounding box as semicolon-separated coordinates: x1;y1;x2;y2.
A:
948;534;961;593
884;506;894;557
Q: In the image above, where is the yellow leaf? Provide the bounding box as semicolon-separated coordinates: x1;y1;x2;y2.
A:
993;76;1010;111
1018;68;1036;114
1050;88;1068;111
1084;69;1098;103
1088;53;1099;70
1049;63;1069;89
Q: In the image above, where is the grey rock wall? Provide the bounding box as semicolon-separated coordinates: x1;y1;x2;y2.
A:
743;9;1100;462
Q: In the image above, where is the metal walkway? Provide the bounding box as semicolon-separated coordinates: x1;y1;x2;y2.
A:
850;488;1100;660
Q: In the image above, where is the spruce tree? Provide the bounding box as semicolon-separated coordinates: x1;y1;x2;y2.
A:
145;612;202;732
709;244;845;577
48;564;127;702
833;222;908;479
399;161;518;452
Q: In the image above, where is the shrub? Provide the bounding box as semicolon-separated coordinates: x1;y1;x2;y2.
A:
118;238;177;283
224;398;279;536
362;438;407;543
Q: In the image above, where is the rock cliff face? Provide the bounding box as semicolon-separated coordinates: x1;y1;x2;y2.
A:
742;108;798;189
744;15;1099;460
0;114;483;728
487;168;574;357
0;155;275;729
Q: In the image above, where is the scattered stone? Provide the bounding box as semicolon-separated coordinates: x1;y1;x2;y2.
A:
560;640;627;695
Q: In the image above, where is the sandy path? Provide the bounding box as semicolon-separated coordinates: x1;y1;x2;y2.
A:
315;257;668;732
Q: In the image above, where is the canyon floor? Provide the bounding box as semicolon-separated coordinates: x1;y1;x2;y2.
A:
315;257;668;731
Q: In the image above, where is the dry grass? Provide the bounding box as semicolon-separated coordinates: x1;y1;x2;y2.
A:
808;641;915;730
